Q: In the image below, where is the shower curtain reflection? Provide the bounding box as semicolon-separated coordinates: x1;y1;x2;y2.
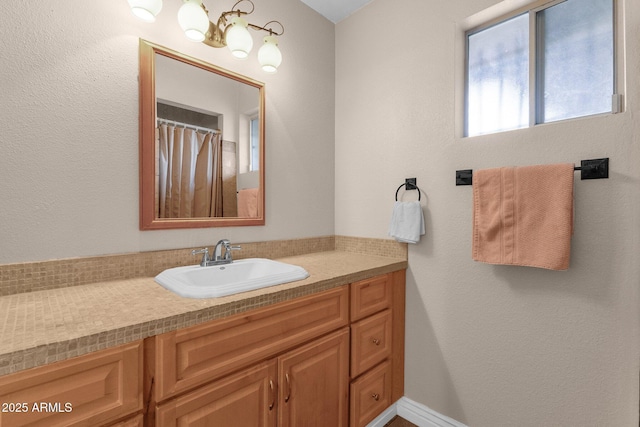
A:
157;124;223;218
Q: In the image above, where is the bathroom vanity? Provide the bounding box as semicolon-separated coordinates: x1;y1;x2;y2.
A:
149;270;404;427
0;248;406;427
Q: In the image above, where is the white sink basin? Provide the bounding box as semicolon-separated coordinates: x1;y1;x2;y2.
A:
154;258;310;298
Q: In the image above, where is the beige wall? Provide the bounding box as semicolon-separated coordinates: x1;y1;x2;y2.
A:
0;0;335;263
336;0;639;425
2;0;638;425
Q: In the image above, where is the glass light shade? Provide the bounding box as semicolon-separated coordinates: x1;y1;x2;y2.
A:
128;0;163;22
226;17;253;59
178;0;210;42
258;36;282;73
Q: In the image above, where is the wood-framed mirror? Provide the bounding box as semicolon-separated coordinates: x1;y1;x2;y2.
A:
139;40;265;230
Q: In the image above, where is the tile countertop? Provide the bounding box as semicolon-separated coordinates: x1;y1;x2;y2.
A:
0;250;407;376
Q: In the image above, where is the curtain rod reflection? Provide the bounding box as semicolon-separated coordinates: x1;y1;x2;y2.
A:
157;117;219;134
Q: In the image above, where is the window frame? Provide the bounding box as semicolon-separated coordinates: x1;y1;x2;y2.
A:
463;0;620;137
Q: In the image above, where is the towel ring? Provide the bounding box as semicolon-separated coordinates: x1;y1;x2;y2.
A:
395;182;421;201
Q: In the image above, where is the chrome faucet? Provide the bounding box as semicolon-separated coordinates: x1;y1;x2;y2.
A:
191;248;211;267
192;239;241;267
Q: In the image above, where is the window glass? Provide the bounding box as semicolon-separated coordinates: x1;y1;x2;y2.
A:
537;0;614;123
467;13;529;136
250;117;259;171
465;0;615;136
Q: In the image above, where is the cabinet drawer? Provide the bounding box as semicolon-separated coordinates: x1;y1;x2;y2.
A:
155;285;349;401
350;309;392;378
350;274;392;322
0;341;143;427
349;361;392;427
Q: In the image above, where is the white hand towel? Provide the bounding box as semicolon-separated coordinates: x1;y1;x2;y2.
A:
388;201;425;244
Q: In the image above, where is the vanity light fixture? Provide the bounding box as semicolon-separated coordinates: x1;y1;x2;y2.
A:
128;0;285;73
128;0;163;22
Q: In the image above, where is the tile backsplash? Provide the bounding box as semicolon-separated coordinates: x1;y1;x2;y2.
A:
0;236;406;296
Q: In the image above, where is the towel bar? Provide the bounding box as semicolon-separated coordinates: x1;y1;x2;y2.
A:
455;158;609;186
395;178;422;201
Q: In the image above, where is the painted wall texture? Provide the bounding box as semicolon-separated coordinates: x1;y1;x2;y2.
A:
0;0;335;263
335;0;639;425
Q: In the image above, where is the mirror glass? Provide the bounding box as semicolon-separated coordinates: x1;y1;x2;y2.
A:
139;40;265;230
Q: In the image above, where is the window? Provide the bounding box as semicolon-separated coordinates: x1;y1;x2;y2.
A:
466;0;615;137
249;116;260;171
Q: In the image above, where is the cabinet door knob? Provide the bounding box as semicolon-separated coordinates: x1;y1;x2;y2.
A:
284;373;291;403
371;393;380;401
372;338;381;345
269;379;275;410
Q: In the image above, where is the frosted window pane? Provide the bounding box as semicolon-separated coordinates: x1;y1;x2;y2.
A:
250;117;259;171
538;0;613;123
467;14;529;137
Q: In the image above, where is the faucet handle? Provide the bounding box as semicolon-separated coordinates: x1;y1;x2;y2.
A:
191;248;210;266
223;244;241;261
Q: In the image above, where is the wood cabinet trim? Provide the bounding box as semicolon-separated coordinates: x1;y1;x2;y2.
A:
390;269;406;402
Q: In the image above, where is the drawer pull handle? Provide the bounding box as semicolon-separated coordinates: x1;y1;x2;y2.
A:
269;380;275;410
371;393;380;401
284;373;291;403
372;338;381;346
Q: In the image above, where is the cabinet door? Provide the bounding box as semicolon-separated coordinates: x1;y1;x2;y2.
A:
278;328;349;427
156;360;276;427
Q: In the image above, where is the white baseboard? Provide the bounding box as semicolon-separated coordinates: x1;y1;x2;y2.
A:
365;404;398;427
366;397;467;427
397;397;467;427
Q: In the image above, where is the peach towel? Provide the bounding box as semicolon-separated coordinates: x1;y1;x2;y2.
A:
472;163;574;271
238;188;259;218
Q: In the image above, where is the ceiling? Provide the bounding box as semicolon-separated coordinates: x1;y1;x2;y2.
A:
300;0;374;23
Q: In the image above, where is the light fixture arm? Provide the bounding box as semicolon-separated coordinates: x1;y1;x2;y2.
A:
247;20;285;37
216;0;253;29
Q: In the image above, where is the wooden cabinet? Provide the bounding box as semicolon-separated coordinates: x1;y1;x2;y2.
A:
148;287;350;427
108;414;144;427
152;285;348;402
278;329;349;427
148;273;405;427
349;271;405;427
154;328;350;427
350;274;393;322
350;361;392;427
156;360;277;427
351;309;392;377
0;341;143;427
